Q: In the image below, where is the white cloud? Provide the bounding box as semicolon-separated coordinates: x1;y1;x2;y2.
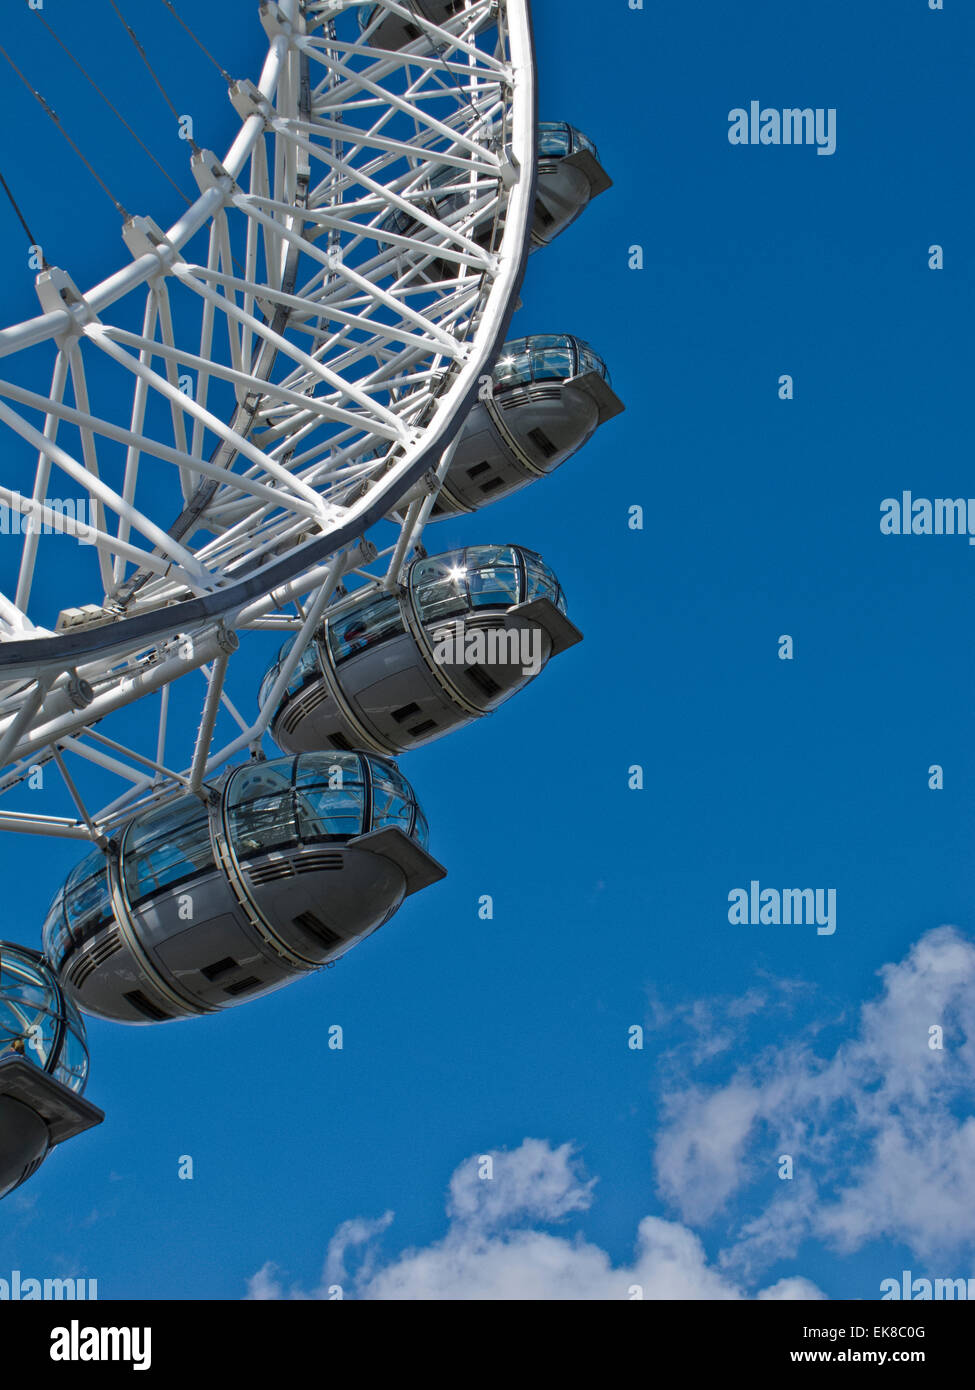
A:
246;1262;284;1301
655;1081;766;1225
248;1139;823;1301
757;1277;826;1301
655;926;975;1271
249;928;975;1300
323;1211;396;1292
446;1138;595;1230
359;1213;740;1302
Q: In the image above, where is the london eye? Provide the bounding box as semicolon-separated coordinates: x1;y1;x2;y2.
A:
0;0;623;1196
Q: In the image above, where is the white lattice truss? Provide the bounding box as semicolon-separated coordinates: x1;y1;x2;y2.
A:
0;0;536;841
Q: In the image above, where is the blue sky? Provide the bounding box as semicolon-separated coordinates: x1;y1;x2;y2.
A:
1;0;974;1300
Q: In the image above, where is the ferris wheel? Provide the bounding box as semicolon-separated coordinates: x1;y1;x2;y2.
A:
0;0;623;1199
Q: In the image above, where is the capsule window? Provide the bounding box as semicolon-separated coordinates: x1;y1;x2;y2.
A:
53;1026;90;1092
63;853;114;948
468;562;519;606
536;124;572;158
534;348;574;381
369;764;413;837
287;641;322;698
576;346;609;382
522;553;566;613
295;755;366;841
227;756;371;859
493;351;532;391
121;800;214;906
231;794;295;858
259;635;295;708
41;890;73;966
0;965;57;1068
123;798;216;907
0;946;91;1091
227;764;298;861
225;754;426;860
327;593;405;666
412;555;470;624
536;122;598;161
294;785;364;842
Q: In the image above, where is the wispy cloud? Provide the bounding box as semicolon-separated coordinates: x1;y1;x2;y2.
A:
654;926;975;1275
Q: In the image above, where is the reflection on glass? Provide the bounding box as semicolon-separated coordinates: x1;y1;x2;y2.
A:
0;943;90;1094
492;335;611;390
328;593;405;665
412;553;470;624
64;854;114;944
468;546;520;609
370;757;412;835
123;797;216;906
41;889;71;966
259;636;323;707
537;121;599;160
226;763;296;860
295;753;366;840
225;753;424;859
522;551;567;613
493;350;533;390
534;347;574;380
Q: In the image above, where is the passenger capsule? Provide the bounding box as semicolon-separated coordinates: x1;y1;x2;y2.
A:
0;943;102;1199
530;122;613;248
359;1;472;50
263;544;582;757
423;335;624;518
43;754;445;1026
382;121;611;276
